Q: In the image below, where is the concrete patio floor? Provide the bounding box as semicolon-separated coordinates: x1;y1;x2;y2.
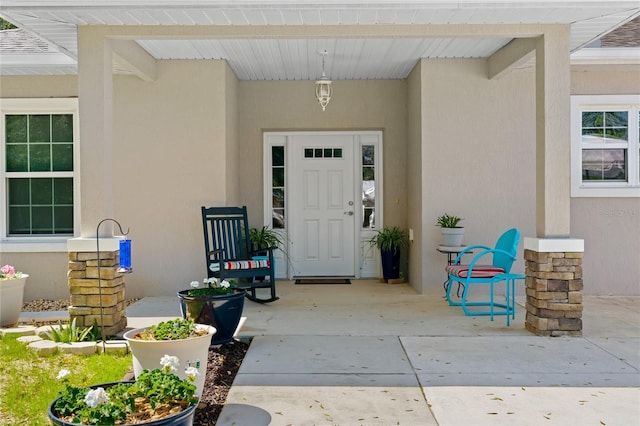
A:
125;279;640;425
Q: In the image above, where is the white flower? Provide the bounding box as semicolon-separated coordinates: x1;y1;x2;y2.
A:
185;366;200;382
84;387;109;408
160;354;180;374
190;280;200;288
56;368;71;380
220;280;231;289
205;277;218;286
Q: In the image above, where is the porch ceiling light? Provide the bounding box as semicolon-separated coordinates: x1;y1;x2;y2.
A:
315;49;332;112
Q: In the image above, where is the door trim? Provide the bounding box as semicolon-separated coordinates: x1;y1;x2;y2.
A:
263;131;383;279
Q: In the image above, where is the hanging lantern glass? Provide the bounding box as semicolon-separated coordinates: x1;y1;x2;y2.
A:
315;78;332;111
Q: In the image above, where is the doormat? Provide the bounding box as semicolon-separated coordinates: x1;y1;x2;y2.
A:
295;278;351;285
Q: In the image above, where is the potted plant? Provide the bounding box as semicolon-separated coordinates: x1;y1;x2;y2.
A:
369;226;409;281
177;278;245;345
249;226;282;253
249;226;283;281
48;355;198;425
0;264;28;327
436;213;464;247
123;318;215;399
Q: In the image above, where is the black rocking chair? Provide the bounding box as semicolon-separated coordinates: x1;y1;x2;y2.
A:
201;206;279;303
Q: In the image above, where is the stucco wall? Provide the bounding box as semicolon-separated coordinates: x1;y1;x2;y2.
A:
406;62;424;292
111;60;236;298
237;80;408;229
418;59;537;294
1;62;638;300
570;69;640;295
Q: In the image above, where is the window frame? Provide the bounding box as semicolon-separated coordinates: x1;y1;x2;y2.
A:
0;98;80;252
571;94;640;198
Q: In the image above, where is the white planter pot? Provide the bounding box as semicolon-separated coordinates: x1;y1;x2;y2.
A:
0;275;28;327
441;227;465;247
123;324;216;399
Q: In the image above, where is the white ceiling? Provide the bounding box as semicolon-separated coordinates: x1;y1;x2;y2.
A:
1;1;639;79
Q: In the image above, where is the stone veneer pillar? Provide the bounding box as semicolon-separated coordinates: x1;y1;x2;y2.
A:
524;238;585;337
67;238;127;335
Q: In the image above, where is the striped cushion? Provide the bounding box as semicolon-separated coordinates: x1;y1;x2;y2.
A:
209;259;270;272
446;264;505;278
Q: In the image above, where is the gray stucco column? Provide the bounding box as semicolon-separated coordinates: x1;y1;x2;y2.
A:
535;26;571;238
77;27;115;237
526;26;584;336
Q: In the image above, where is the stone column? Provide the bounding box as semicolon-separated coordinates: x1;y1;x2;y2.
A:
524;238;584;336
67;239;127;335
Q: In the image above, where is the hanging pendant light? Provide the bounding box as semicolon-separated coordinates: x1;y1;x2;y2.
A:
315;50;332;111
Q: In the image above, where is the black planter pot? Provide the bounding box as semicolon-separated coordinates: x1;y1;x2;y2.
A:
177;289;245;345
380;248;401;280
48;381;197;426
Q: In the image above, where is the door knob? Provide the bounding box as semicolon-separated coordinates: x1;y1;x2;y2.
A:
344;211;354;216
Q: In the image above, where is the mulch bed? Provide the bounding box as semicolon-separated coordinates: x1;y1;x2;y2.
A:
195;340;249;424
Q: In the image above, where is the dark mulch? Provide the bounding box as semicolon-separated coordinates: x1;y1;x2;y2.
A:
194;339;250;425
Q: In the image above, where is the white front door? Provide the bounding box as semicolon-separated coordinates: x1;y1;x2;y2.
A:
288;134;356;277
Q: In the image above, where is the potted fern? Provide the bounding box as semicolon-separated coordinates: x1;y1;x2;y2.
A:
436;213;464;246
369;226;409;281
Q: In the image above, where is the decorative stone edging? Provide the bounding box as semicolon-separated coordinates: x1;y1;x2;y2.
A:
1;325;129;357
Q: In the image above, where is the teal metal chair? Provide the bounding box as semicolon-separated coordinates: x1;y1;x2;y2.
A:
445;228;520;323
202;206;278;303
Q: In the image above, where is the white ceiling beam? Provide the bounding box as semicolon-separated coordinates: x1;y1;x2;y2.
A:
111;39;157;81
488;37;537;80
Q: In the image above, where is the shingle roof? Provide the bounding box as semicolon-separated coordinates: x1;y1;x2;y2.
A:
0;28;50;53
601;16;640;48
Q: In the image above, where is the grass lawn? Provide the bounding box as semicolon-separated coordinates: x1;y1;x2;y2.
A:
0;334;132;425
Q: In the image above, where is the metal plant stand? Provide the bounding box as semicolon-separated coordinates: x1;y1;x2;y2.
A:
96;218;131;351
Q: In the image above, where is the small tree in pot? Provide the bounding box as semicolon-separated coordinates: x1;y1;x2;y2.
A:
369;226;409;281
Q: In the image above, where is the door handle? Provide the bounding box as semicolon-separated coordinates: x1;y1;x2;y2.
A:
344;211;354;216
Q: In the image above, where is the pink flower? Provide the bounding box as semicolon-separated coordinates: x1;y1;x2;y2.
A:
1;265;15;276
0;265;22;280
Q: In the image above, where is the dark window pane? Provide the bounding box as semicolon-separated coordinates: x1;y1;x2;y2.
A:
363;207;375;228
54;178;73;204
362;145;374;165
582;111;602;128
582;149;627;181
54;206;73;233
314;148;322;157
304;148;313;158
29;115;51;143
8;178;30;205
29;144;51;171
52;114;73;142
273;168;285;187
31;178;53;204
272;209;285;229
52;144;73;171
272;146;284;167
8;206;30;234
6;115;27;143
272;188;285;208
363;167;375;181
6;144;28;172
333;148;342;158
32;206;53;233
324;148;332;158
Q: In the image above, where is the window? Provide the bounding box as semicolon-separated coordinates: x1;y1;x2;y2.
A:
271;145;285;229
571;95;640;197
1;98;79;249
